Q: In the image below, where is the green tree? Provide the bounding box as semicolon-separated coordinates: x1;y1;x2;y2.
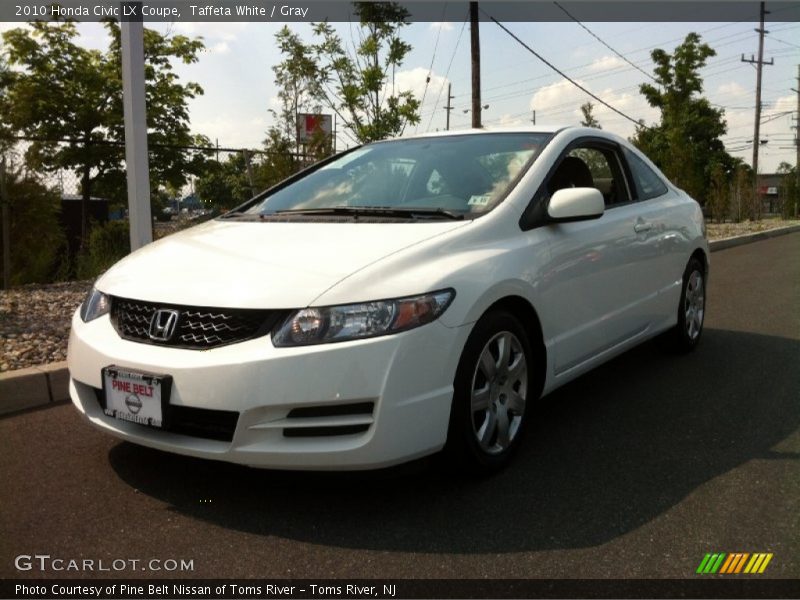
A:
708;163;729;223
580;102;601;129
631;33;733;206
295;2;420;143
1;21;204;247
0;169;68;285
75;219;131;280
261;128;300;184
776;161;799;219
0;56;13;150
265;26;332;177
195;153;254;211
272;26;325;148
730;162;753;223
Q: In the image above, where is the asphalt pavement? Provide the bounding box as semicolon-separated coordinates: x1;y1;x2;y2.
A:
2;233;799;581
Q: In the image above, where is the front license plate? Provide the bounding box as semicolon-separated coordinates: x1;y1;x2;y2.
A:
103;367;168;428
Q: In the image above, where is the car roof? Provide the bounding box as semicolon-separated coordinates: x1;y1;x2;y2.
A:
391;125;631;144
399;126;565;140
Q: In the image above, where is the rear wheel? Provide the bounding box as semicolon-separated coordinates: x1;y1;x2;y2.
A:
445;310;535;474
663;256;706;353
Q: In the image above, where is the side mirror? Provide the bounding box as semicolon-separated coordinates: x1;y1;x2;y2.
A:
547;187;605;222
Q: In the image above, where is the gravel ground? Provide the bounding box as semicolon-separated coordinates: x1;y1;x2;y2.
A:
1;218;798;374
0;281;91;372
705;218;800;240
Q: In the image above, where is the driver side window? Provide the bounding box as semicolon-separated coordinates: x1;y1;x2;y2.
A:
548;145;630;207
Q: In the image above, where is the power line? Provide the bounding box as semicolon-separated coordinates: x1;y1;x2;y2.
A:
437;26;771;115
425;12;468;133
416;2;449;122
444;20;791;95
769;35;800;50
553;1;656;82
482;12;647;128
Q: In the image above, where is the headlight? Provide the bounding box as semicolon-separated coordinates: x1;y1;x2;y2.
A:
79;287;111;323
272;289;455;347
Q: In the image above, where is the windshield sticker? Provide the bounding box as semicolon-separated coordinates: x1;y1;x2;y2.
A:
468;194;492;207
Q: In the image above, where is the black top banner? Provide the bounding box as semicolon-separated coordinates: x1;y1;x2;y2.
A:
2;0;800;23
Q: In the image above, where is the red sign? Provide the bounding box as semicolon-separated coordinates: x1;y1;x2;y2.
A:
297;113;332;144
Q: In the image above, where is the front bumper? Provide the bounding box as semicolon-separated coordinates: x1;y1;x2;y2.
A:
68;310;468;469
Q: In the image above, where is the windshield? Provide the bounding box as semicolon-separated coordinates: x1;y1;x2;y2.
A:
244;133;551;218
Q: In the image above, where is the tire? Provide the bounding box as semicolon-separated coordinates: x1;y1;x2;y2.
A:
444;310;535;474
662;256;706;353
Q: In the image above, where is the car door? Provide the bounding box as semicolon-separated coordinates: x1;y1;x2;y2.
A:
620;145;687;321
532;139;659;378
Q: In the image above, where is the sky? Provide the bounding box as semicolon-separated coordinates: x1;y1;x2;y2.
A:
2;13;799;172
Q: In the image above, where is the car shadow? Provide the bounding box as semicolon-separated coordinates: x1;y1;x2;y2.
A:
109;328;799;553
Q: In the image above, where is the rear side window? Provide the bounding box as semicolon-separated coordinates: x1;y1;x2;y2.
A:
623;147;668;201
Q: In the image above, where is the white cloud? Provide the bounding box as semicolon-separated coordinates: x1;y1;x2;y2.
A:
429;22;454;32
497;113;528;127
588;56;626;72
394;67;449;106
771;94;795;112
191;114;258;148
529;79;657;138
208;41;231;55
716;81;749;99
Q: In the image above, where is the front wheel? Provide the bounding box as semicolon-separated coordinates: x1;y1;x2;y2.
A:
662;256;706;353
444;310;535;474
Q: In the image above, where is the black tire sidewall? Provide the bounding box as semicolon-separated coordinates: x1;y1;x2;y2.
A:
446;310;535;472
675;257;706;351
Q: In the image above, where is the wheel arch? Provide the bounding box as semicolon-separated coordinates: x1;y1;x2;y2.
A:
690;247;709;274
481;295;547;401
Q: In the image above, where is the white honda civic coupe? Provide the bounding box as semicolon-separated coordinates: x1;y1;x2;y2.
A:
68;127;708;473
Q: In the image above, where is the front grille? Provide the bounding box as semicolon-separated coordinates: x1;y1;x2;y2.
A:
111;297;280;349
94;389;238;442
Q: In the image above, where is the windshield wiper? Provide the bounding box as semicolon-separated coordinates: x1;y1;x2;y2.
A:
272;206;464;220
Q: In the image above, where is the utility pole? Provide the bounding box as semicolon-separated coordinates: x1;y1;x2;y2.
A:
741;0;773;220
792;65;799;217
445;83;454;130
469;1;482;129
531;110;536;126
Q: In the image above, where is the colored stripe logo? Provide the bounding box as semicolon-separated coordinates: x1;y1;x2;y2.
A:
696;552;773;574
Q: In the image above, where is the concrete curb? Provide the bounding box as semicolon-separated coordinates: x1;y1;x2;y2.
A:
1;225;799;417
709;223;800;252
0;361;69;416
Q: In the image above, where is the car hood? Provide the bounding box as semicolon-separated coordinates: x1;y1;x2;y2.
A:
96;219;471;308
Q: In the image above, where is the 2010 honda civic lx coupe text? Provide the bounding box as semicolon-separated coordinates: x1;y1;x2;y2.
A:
68;127;708;473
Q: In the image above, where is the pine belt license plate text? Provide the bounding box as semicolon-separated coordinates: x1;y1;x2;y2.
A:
103;367;165;428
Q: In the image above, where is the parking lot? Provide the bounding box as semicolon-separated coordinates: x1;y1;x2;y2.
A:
2;233;798;581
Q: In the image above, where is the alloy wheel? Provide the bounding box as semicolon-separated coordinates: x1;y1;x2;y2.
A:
470;331;528;455
684;270;705;340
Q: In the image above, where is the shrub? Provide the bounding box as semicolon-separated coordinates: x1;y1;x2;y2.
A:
0;171;68;285
75;220;130;279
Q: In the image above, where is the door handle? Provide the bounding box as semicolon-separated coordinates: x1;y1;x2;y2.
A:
634;222;653;233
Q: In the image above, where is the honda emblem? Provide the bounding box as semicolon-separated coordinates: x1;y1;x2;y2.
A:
148;309;179;341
